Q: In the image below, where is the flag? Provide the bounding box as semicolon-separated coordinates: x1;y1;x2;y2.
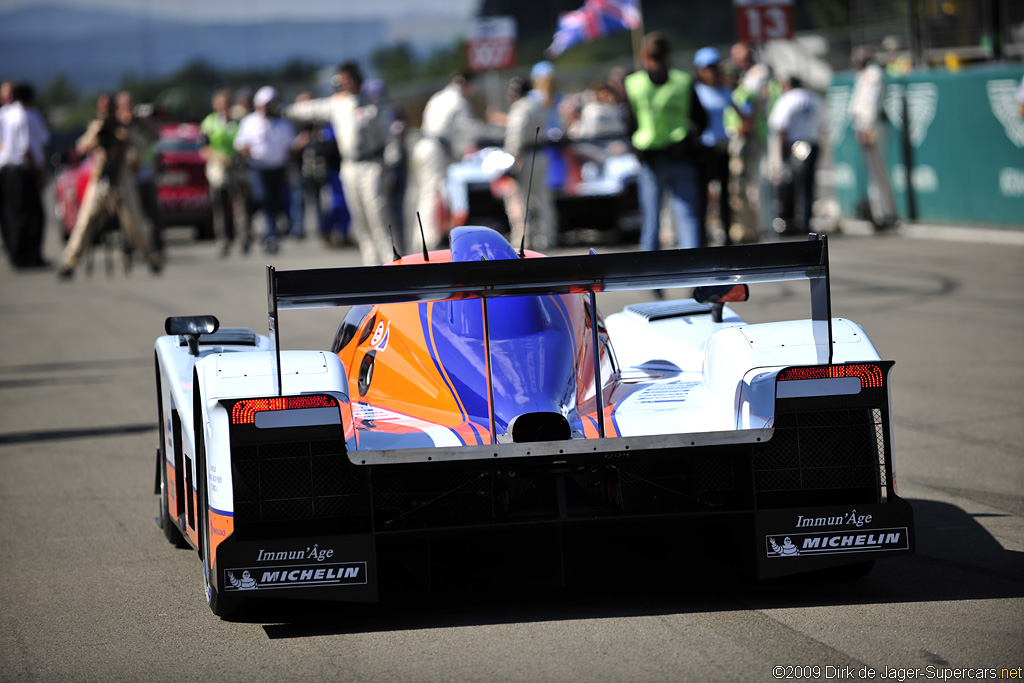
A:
545;0;642;58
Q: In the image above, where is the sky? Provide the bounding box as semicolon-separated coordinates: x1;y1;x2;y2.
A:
0;0;484;91
0;0;480;22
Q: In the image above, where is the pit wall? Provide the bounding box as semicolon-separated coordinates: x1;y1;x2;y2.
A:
827;64;1024;228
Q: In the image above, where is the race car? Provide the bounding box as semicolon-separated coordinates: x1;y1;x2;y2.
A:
153;227;914;616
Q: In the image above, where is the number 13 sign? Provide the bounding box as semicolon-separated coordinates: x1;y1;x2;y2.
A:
733;0;793;43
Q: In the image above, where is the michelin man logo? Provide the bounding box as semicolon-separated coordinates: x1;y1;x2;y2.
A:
826;85;852;147
228;570;258;590
770;536;800;556
986;79;1024;148
884;83;938;147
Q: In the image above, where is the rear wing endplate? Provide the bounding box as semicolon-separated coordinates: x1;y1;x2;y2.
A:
265;236;833;421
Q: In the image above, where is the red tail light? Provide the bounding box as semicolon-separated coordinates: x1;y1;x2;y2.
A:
777;363;885;389
231;395;337;424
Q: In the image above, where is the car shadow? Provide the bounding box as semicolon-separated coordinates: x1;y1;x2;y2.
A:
0;357;155;393
0;357;152;374
257;498;1023;638
0;422;156;445
0;375;117;390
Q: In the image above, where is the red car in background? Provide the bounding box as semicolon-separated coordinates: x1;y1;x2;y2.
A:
54;153;94;239
53;121;214;241
154;122;213;239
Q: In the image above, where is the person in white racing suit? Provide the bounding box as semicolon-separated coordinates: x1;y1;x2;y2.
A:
849;46;897;229
287;61;394;265
411;70;478;250
500;75;555;251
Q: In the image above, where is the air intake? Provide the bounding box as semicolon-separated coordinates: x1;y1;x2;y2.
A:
507;412;572;443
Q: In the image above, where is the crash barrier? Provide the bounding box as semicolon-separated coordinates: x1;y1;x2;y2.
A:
828;64;1024;228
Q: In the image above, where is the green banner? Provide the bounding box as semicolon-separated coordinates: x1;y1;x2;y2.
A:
827;64;1024;228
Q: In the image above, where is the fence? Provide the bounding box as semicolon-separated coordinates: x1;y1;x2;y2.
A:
828;63;1024;228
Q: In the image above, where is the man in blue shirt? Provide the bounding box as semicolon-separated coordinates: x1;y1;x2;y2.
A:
694;47;747;246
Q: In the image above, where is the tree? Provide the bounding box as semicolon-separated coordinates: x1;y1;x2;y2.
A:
422;41;467;80
39;74;79;108
372;43;418;85
174;60;221;88
279;58;320;84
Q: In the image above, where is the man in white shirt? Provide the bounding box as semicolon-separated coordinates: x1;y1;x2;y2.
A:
0;82;46;267
24;84;50;266
287;61;394;265
412;70;478;249
768;75;826;234
234;85;296;254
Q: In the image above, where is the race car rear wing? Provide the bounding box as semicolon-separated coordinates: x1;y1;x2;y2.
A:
266;234;834;436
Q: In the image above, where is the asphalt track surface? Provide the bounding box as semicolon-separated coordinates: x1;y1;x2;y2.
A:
1;221;1021;682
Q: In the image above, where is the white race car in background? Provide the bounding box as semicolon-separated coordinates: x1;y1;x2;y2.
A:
445;137;641;242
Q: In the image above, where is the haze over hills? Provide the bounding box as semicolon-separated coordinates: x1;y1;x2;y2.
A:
0;4;470;91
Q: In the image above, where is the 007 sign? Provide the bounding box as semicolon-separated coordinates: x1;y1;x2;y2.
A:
467;16;517;72
733;1;793;43
467;39;516;71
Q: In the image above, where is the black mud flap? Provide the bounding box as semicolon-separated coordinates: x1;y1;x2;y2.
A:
213;533;378;604
754;497;915;579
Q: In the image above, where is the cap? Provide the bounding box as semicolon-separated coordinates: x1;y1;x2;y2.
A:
362;78;385;99
694;47;721;69
253;86;278;108
531;61;555;80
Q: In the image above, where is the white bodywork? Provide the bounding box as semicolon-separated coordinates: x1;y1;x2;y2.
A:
604;303;881;435
155;333;350;516
154;302;884;502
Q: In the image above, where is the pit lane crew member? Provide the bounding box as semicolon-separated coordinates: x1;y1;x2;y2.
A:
624;32;708;252
693;46;743;247
287;61;394;266
201;89;243;257
0;82;46;268
412;70;479;249
500;75;556;251
233;86;297;255
849;45;897;229
768;75;826;235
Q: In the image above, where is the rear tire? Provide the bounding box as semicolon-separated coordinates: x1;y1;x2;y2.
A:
155;361;188;548
158;454;189;548
204;552;238;618
197;426;238;618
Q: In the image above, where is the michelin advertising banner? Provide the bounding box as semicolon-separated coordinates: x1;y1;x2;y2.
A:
828;64;1024;228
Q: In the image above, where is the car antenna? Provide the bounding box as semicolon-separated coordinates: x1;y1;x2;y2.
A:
518;126;541;259
415;211;429;262
388;224;401;262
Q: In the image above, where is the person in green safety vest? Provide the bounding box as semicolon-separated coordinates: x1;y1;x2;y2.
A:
624;32;708;252
200;90;244;257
